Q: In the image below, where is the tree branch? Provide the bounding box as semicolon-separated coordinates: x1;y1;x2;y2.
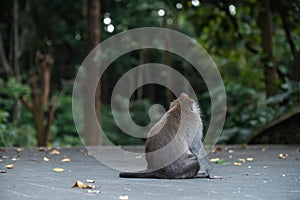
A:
19;95;33;113
279;11;297;60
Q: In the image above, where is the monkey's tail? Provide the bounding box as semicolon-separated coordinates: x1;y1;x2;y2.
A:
119;170;162;178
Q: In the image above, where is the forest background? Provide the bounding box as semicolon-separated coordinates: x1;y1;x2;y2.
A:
0;0;299;147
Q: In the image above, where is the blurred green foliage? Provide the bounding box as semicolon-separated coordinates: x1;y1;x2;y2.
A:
0;0;299;146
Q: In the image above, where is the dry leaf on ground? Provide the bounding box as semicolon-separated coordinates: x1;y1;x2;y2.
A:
72;180;94;189
279;153;287;159
0;170;6;173
5;164;14;169
44;157;50;162
246;158;254;161
53;167;64;172
233;162;242;166
61;158;71;162
86;179;95;183
209;158;220;162
38;147;47;152
49;149;60;155
15;148;24;153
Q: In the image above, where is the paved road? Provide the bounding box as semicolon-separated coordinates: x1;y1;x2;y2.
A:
0;145;299;200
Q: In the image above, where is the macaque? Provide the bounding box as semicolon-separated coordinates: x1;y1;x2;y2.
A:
119;93;221;179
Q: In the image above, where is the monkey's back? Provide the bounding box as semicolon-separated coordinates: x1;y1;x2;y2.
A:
144;98;201;178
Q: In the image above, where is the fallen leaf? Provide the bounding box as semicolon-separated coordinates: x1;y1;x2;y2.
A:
135;155;142;159
0;148;6;152
238;158;246;163
38;147;47;152
233;162;242;166
53;168;64;172
49;149;60;155
119;195;129;200
246;158;254;161
211;147;222;153
279;153;287;159
215;159;229;165
5;164;14;169
61;158;71;162
15;148;24;153
72;181;94;189
1;155;9;159
84;151;92;156
0;170;6;173
86;179;95;183
209;158;220;162
44;157;50;162
11;157;19;161
228;150;234;154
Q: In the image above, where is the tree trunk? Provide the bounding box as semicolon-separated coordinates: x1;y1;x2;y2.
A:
257;0;279;97
12;0;20;78
19;52;55;146
84;0;102;145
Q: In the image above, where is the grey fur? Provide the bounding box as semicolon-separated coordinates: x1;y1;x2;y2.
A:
119;93;221;179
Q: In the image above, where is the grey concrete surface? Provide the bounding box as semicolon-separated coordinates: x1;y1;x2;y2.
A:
0;145;299;200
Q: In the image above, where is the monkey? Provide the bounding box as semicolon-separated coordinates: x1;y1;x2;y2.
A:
119;93;221;179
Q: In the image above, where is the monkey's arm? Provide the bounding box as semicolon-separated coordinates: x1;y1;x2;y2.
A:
190;135;222;179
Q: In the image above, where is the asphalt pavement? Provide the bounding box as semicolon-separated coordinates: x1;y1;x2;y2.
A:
0;145;299;200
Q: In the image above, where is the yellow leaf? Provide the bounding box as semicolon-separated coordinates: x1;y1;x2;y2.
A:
72;181;94;189
49;149;60;155
44;157;50;162
61;158;71;162
209;158;220;162
5;164;14;169
246;158;254;161
233;162;242;166
53;168;64;172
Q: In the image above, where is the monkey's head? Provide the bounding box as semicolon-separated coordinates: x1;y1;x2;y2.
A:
169;93;199;114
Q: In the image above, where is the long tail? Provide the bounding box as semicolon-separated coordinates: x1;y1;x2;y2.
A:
119;170;161;178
